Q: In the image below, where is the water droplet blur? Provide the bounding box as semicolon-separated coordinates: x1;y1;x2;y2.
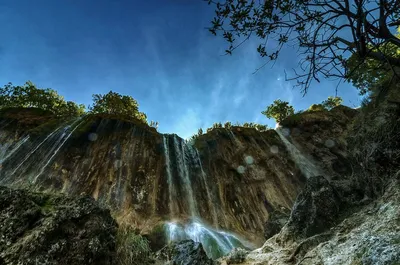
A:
282;128;290;136
270;145;279;154
324;139;335;148
88;133;98;141
244;156;254;165
237;165;246;174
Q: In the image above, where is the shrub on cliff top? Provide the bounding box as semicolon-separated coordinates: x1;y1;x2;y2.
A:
89;91;148;124
262;99;295;123
0;81;85;117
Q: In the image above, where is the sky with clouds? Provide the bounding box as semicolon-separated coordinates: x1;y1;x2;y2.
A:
0;0;362;138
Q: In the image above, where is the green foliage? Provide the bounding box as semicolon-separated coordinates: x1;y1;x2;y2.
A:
261;100;294;123
0;81;85;117
224;121;232;129
88;91;147;123
322;96;343;110
116;226;153;265
308;104;326;112
189;121;269;142
346;28;400;95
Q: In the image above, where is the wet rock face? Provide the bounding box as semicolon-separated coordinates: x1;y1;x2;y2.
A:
0;186;117;265
0;110;307;245
156;239;214;265
281;176;341;240
279;106;358;178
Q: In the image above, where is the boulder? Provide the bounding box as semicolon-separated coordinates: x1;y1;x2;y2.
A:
0;186;117;265
157;239;214;265
280;176;341;240
264;208;290;239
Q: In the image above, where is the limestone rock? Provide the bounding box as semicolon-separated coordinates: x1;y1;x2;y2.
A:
156;239;215;265
0;186;117;265
280;176;341;241
264;208;290;240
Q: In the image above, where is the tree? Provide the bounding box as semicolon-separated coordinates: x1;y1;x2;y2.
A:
206;0;400;94
346;28;400;95
89;91;147;123
322;96;343;110
0;81;85;117
261;99;294;123
198;128;204;135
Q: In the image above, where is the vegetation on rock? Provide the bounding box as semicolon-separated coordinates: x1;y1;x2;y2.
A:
0;81;85;117
261;99;294;123
88;90;148;124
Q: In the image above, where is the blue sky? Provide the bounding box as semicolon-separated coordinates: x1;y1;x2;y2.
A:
0;0;362;138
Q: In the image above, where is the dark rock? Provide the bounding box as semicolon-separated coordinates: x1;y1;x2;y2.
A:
156;239;214;265
282;176;341;240
0;186;117;265
224;248;249;264
264;208;290;239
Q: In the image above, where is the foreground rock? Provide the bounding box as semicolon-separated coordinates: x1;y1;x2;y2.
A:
218;178;400;265
156;239;215;265
0;186;117;265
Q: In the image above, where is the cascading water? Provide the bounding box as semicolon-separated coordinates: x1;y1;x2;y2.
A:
163;135;178;217
276;126;322;178
172;134;198;217
0;117;85;185
0;136;29;164
166;221;248;260
187;143;219;227
162;134;250;259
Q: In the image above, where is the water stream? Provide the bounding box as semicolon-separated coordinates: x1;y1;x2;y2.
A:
275;127;322;178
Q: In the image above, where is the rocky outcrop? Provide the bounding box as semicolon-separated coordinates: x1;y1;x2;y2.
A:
263;208;290;240
0;108;307;245
218;177;400;265
280;106;358;178
280;176;341;241
0;186;117;265
156;240;214;265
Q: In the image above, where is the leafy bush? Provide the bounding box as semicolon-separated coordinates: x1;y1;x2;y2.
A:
0;81;85;117
89;91;147;123
116;226;153;265
261;99;295;123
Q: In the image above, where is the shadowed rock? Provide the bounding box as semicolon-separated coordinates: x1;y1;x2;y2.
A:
0;186;117;265
156;239;214;265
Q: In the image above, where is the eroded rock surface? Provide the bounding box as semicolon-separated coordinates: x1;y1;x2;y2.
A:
156;239;215;265
0;186;117;265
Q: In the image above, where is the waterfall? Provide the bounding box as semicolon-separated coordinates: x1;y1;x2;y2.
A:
1;117;85;184
0;136;29;164
161;134;250;259
163;135;178;217
172;135;198;217
187;144;219;227
276;127;322;178
165;221;250;260
32;118;86;183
